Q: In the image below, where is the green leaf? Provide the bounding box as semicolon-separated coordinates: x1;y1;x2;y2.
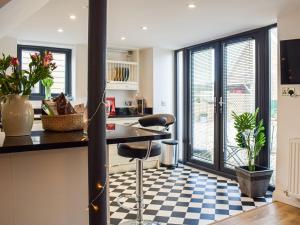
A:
232;108;266;171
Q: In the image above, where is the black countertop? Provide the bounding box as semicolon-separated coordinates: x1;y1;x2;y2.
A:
0;124;171;154
108;114;146;118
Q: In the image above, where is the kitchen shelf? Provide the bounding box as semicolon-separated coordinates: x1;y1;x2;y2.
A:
106;81;139;90
106;60;139;90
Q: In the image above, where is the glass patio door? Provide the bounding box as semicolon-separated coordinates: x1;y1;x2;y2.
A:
188;38;257;174
183;26;274;178
190;47;217;167
222;39;256;170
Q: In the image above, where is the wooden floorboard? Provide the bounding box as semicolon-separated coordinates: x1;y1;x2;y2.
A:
213;202;300;225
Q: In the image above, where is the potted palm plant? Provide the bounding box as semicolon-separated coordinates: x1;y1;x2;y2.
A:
0;52;56;136
232;108;273;198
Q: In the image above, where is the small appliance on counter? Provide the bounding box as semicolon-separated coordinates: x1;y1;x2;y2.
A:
136;99;145;115
135;92;146;115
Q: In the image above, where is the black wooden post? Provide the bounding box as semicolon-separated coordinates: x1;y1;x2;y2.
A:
88;0;107;225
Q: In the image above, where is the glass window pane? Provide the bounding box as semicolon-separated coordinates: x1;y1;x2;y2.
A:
176;51;184;161
269;27;278;185
223;39;256;169
51;52;67;94
21;50;40;94
191;48;215;164
20;47;70;97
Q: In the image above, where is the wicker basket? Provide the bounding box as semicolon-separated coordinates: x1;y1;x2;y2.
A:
41;114;84;132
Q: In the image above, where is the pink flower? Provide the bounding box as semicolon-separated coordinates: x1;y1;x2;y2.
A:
30;53;39;61
44;51;53;61
43;59;50;66
10;57;19;66
43;51;54;67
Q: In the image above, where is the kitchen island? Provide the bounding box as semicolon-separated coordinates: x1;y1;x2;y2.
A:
0;124;171;225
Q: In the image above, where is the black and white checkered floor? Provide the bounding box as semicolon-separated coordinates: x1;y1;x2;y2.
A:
109;165;272;225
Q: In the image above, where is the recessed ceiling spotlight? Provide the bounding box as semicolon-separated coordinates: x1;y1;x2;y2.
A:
141;26;148;31
69;14;76;20
121;37;126;41
57;28;64;33
188;3;196;9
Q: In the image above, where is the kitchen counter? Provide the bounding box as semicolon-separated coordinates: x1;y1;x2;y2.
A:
0;123;171;225
0;124;171;154
108;114;150;118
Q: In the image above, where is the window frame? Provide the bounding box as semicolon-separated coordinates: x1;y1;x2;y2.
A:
17;44;72;100
175;24;277;180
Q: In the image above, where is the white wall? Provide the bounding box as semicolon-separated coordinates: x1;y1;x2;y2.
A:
274;8;300;208
139;48;154;107
153;48;174;114
139;48;175;114
0;36;17;55
74;44;88;103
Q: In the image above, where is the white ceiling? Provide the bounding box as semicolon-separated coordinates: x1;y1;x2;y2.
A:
5;0;300;49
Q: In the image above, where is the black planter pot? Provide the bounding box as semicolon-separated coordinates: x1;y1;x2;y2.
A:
235;166;273;198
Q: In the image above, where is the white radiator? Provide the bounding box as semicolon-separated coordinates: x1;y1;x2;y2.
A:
288;138;300;199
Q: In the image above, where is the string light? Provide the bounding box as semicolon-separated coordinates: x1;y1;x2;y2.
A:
81;89;106;141
96;183;103;190
88;89;107;125
91;203;99;212
87;163;109;212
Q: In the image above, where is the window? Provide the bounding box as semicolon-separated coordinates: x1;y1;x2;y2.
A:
17;45;72;100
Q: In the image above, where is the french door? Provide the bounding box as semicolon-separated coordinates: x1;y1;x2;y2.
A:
190;46;218;169
185;28;270;177
221;38;256;172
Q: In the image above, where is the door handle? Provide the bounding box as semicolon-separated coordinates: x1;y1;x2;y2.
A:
214;97;217;113
219;97;225;114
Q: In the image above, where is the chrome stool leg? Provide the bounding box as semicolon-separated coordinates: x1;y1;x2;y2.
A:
119;159;160;225
136;159;144;223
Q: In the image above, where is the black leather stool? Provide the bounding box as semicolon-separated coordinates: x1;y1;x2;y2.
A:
117;114;175;225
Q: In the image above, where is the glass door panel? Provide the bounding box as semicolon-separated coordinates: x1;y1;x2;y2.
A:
269;27;278;185
223;39;256;169
191;48;215;164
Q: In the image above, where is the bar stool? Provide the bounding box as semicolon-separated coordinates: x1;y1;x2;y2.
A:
117;114;175;225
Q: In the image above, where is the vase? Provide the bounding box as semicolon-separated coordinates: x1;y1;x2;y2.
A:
45;87;51;100
1;95;34;136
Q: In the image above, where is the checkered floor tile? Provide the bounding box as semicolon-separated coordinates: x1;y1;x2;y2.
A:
109;165;272;225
